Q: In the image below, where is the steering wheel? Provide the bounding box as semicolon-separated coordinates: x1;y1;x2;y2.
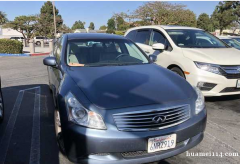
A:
115;54;128;60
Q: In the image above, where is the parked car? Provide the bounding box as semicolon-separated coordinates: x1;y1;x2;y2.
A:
229;36;240;43
218;36;240;50
34;36;49;46
43;33;206;164
10;36;24;42
0;77;4;122
125;25;240;96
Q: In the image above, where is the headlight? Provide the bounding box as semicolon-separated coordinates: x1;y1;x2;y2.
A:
193;87;205;114
65;92;106;130
194;62;221;75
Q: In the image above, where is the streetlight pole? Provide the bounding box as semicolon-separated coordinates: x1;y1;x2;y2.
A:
52;1;57;38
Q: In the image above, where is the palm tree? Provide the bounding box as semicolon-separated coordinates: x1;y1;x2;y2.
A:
0;11;7;25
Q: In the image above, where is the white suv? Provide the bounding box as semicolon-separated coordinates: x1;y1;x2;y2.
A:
125;25;240;96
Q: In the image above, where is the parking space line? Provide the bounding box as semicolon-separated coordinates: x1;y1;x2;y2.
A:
29;87;41;164
208;120;240;138
205;132;240;154
0;90;24;164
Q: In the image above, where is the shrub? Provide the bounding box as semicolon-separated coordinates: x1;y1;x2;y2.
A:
115;31;125;36
0;39;23;54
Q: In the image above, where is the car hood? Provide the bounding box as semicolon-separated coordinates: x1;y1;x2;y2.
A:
182;48;240;65
67;64;194;110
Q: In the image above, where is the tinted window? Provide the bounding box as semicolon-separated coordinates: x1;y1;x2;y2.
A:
167;29;228;48
150;31;172;51
126;30;137;41
135;30;150;45
150;31;166;45
66;39;149;67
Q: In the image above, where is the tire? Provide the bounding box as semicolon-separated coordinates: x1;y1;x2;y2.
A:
36;41;41;46
54;110;61;136
170;67;185;79
0;90;4;123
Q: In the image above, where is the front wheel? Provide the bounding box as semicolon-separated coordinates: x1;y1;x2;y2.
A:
170;67;185;79
36;41;41;46
54;110;61;136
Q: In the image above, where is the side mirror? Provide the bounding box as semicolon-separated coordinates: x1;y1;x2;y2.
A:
152;43;165;50
149;55;157;63
43;56;57;67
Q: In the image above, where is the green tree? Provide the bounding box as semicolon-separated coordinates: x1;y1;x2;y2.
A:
88;22;95;30
197;13;212;31
99;25;107;30
0;11;7;25
38;1;63;38
211;1;236;35
116;16;125;30
133;2;197;27
4;15;38;40
107;18;116;33
71;20;85;30
61;24;72;33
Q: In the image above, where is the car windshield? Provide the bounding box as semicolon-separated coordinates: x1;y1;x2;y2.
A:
222;39;240;50
233;38;240;43
166;29;229;48
66;39;149;67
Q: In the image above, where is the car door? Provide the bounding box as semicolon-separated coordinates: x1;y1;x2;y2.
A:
134;29;153;56
49;37;63;94
0;77;4;122
149;30;173;65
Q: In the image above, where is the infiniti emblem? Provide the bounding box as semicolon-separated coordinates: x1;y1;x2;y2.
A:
152;115;167;123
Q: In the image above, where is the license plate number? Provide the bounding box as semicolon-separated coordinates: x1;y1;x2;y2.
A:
148;134;176;153
237;80;240;88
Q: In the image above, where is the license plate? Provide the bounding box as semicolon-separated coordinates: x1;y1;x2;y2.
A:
237;80;240;88
148;134;176;153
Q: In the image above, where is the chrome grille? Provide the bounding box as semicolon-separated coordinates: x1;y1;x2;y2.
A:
113;105;190;131
220;66;240;79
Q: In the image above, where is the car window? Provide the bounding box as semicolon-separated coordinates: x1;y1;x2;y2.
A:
167;29;229;48
66;39;149;67
135;30;151;45
150;30;173;51
125;30;137;41
222;39;240;49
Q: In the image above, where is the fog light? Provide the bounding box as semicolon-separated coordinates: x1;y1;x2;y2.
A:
197;82;217;91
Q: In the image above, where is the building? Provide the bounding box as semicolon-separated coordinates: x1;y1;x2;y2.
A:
0;26;23;39
215;29;240;36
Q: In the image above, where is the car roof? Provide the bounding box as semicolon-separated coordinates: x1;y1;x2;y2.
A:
127;25;202;31
66;33;125;40
218;36;232;39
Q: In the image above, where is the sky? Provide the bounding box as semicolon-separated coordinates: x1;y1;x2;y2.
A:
0;1;219;29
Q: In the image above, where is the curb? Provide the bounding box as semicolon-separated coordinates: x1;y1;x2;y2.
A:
30;52;50;56
0;53;50;57
0;53;30;57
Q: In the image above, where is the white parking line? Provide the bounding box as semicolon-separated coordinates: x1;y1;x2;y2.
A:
29;87;41;164
0;90;24;164
205;132;240;154
0;86;41;164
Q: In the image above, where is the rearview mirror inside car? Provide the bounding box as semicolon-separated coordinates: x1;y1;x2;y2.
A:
149;55;157;63
152;43;165;50
43;57;57;67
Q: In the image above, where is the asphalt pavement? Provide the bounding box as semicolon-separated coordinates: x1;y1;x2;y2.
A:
0;56;239;164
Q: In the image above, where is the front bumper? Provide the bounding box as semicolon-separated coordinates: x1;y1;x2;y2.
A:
61;108;207;164
187;69;240;96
